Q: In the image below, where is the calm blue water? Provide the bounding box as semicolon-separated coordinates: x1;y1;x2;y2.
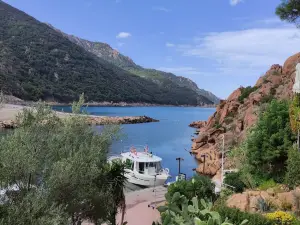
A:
52;106;215;180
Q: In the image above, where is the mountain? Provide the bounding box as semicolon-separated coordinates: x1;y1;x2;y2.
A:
0;1;213;105
48;26;220;104
190;52;300;177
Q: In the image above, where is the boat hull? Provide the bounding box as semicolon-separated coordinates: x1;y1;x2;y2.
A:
125;172;168;187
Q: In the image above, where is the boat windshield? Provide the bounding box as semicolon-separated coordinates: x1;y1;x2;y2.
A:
147;162;162;175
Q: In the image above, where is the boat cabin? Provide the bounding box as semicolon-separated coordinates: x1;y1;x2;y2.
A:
122;152;162;176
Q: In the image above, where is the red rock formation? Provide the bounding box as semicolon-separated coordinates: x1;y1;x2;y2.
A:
189;121;207;128
191;52;300;177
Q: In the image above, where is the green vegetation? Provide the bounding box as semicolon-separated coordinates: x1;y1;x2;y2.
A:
0;1;212;105
285;147;300;188
0;99;127;224
238;86;258;103
61;28;220;104
227;99;296;191
257;179;278;191
276;0;300;27
156;192;247;225
167;175;216;202
244;100;295;182
215;206;274;225
224;172;246;193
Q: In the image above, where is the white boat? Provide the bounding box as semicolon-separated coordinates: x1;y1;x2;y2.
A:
108;145;171;187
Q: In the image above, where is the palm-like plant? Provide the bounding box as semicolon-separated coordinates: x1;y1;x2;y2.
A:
105;161;127;225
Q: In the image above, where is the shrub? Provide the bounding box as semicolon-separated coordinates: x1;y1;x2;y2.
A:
261;94;275;104
285;147;300;188
266;211;295;224
258;179;277;190
224;172;246;193
213;122;222;129
157;193;247;225
224;116;234;124
167;175;216;201
245;100;295;181
272;70;281;76
238;86;258;103
216;206;274;225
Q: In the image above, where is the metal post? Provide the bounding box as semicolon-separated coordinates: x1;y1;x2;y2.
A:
221;134;225;186
176;157;184;175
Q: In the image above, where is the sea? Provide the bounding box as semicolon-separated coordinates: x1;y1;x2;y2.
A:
52;106;215;183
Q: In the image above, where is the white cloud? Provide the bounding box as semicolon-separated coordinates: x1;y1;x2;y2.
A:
117;42;124;47
230;0;243;6
175;26;300;77
116;32;131;39
166;42;175;47
152;6;171;12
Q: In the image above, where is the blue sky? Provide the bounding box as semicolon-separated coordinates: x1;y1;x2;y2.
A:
3;0;300;98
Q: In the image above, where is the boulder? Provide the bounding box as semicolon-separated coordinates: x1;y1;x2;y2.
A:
227;88;242;102
283;52;300;75
189;121;207;128
227;193;249;211
266;188;275;197
249;196;260;212
277;192;293;205
0;120;16;129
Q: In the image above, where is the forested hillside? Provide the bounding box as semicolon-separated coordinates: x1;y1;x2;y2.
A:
0;1;213;105
51;26;220;104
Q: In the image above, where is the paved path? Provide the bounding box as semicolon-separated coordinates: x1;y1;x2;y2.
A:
116;186;167;225
84;186;167;225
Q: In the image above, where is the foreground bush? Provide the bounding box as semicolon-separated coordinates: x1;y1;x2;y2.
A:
0;100;125;225
285;146;300;188
215;206;274;225
245;100;295;181
258;179;277;190
157;192;247;225
167;175;215;201
224;172;246;193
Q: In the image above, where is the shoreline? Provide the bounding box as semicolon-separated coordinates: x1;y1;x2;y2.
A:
0;104;159;129
47;101;217;108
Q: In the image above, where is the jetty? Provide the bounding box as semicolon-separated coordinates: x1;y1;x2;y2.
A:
0;104;159;129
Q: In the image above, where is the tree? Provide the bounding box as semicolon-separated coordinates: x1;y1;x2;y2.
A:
0;91;4;108
245;100;295;181
0;99;125;224
276;0;300;27
285;146;300;188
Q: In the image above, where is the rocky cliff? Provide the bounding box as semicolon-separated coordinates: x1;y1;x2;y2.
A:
191;52;300;178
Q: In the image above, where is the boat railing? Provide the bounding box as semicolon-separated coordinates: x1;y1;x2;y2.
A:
122;145;147;153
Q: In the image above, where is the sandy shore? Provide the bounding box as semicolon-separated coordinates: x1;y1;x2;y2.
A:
0;104;159;128
0;104;25;121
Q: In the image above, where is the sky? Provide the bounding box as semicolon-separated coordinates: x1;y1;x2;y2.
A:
3;0;300;99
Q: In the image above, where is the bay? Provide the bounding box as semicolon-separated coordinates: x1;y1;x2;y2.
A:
52;106;215;180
